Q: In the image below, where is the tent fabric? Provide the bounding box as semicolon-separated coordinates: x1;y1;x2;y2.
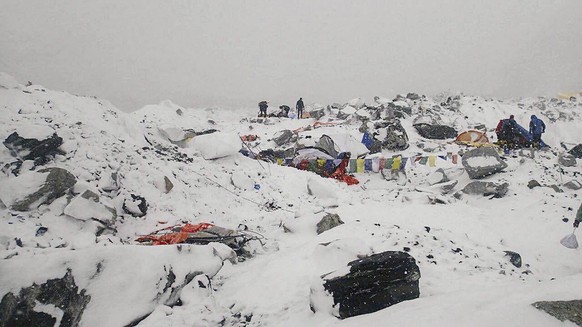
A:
316;135;339;158
455;130;490;145
292;147;334;165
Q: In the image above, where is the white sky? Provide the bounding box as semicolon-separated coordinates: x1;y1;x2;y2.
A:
1;0;581;111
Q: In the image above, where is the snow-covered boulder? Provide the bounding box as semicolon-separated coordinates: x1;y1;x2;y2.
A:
189;132;240;160
312;251;420;319
231;172;254;190
0;245;226;327
427;168;448;185
558;153;577;167
0;167;76;211
461;147;508;179
122;194;148;217
461;181;509;198
64;190;116;222
316;213;344;235
347;98;366;109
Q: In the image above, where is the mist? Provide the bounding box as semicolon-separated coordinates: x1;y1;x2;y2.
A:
1;0;581;111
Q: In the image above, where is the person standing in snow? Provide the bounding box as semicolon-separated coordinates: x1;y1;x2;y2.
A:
529;115;546;148
296;97;304;119
258;101;268;118
573;202;582;228
496;115;517;146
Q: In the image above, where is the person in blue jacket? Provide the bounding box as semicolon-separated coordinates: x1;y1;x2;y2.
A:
529;115;546;147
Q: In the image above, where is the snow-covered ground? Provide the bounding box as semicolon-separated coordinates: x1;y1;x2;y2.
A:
1;73;582;326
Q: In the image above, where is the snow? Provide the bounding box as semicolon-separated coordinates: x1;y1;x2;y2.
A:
0;77;582;327
189;132;241;160
0;170;48;209
466;156;502;167
14;124;55;140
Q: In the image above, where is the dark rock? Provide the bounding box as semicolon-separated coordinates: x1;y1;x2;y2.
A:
462;181;509;198
503;251;522;268
427;168;448;185
272;130;294;146
568;144;582;159
316;213;344;234
0;270;90;327
176;109;183;116
549;185;563;193
9;167;76;211
532;300;582;326
3;132;63;168
564;180;582;190
164;176;174;193
406;93;421;100
321;251;420;319
461;147;508;179
558;154;577;167
122;194;148;217
381;120;409;151
309;108;326;119
528;180;541;189
413;123;457;139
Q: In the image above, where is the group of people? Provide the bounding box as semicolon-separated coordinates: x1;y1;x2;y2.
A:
258;98;305;119
495;114;546;149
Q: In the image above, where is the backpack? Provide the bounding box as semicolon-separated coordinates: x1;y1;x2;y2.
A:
495;120;505;134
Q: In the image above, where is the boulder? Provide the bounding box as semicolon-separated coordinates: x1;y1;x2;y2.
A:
413;123;458;139
122;194;148;217
98;171;118;192
0;167;76;211
0;245;226;327
568;144;582;159
309;108;326;119
558;154;577;167
532;300;582;326
427;168;448;185
0;271;90;327
381;120;409;151
315;251;420;319
316;213;344;234
163;176;174;193
528;180;541;189
437;180;458;194
503;251;522;268
564;180;582;191
406;93;421;100
64;190;116;222
462;181;509;198
3;131;64;171
461;147;508;179
272;130;294;146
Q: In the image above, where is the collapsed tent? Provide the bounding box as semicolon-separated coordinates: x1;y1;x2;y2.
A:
455;130;490;146
316;134;369;158
136;223;261;253
292;147;334;165
511;123;548;148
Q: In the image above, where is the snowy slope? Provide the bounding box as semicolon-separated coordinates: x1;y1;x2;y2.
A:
1;74;582;326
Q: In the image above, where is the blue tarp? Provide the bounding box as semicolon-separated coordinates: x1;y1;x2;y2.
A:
513;122;548;148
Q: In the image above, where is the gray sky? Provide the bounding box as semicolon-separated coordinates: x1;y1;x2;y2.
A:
1;0;581;111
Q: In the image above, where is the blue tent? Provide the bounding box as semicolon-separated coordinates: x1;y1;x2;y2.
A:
513;122;548;148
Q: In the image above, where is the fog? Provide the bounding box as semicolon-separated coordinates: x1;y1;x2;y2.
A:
1;0;581;111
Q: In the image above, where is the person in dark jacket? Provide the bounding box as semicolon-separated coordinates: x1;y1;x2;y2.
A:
296;97;304;119
496;115;517;145
258;101;268;118
529;115;546;147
